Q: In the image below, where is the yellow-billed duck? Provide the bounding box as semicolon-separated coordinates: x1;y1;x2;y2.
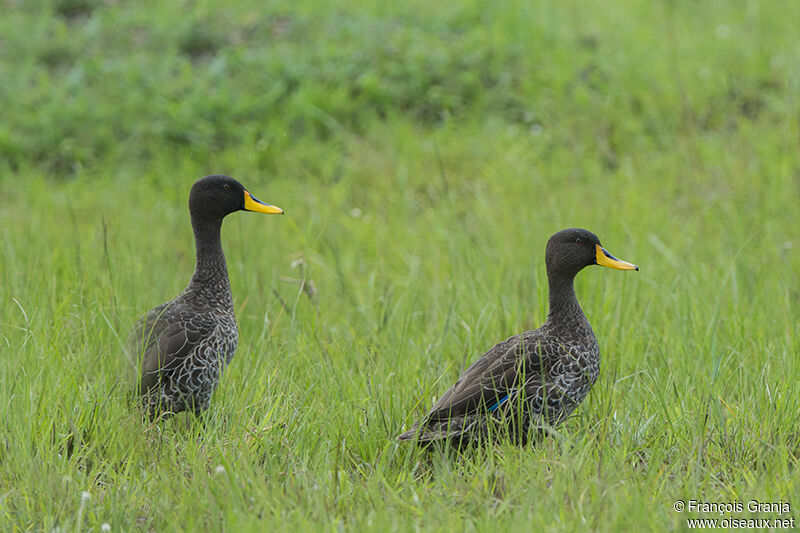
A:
398;228;638;445
134;175;283;419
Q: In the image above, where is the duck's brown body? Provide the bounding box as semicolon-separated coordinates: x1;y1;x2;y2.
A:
135;271;238;416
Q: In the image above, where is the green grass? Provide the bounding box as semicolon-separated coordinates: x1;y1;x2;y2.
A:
2;0;800;530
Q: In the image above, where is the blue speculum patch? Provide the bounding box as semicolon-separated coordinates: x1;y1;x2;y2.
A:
487;394;509;412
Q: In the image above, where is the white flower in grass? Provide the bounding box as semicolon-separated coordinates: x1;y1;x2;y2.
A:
81;491;91;503
215;465;226;475
101;524;111;532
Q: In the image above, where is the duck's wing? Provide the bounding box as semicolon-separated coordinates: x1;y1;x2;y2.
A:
136;308;214;395
428;335;527;420
130;302;173;360
399;331;563;442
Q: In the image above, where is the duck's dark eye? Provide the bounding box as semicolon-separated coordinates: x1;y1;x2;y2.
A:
575;238;583;244
223;184;232;191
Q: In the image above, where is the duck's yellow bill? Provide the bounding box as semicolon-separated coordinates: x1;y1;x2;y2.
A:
595;244;638;271
243;190;283;214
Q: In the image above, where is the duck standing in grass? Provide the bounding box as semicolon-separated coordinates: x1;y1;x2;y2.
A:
398;228;638;445
134;175;283;419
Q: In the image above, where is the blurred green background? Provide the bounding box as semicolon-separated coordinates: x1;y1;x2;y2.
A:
1;0;799;531
4;0;797;181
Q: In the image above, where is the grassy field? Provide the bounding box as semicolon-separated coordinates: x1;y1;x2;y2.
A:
2;0;800;530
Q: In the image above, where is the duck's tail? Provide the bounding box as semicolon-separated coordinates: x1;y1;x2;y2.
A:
398;417;477;444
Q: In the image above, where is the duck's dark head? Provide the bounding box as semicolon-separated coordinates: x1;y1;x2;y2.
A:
189;175;283;220
545;228;638;278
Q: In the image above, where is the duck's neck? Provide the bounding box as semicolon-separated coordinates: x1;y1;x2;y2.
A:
188;216;232;301
544;271;589;332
